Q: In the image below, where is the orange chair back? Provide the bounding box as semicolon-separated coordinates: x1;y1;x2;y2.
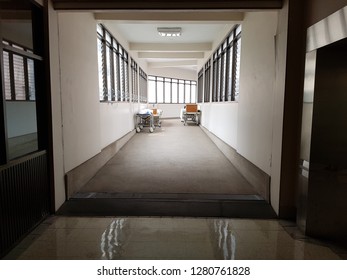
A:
186;104;198;112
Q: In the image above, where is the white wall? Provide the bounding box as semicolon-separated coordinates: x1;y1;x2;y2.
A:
6;102;37;138
155;104;183;118
148;67;197;81
200;102;239;149
48;0;66;210
58;13;101;172
100;102;135;148
270;1;289;214
237;12;278;175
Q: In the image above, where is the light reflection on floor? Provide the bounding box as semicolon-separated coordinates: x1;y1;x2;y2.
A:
3;216;344;260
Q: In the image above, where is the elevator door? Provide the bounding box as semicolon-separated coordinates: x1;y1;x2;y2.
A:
299;38;347;243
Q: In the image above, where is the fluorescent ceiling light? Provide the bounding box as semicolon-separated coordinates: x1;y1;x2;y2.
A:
157;27;181;37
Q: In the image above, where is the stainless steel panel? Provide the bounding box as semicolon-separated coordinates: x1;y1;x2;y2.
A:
300;51;316;165
297;50;316;233
307;6;347;51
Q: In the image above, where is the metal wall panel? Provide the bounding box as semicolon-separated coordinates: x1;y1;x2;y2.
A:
0;151;50;258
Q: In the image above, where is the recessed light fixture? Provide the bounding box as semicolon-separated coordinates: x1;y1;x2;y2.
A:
157;27;182;37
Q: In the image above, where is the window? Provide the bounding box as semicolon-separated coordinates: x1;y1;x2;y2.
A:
122;48;129;102
191;82;196;103
156;77;164;103
184;80;196;103
131;58;138;102
197;68;203;103
139;68;147;103
164;78;171;103
148;76;156;103
178;80;184;103
2;40;36;101
234;26;242;101
1;35;42;161
204;59;211;102
97;24;129;102
148;75;197;104
212;51;219;102
172;79;178;103
212;25;242;102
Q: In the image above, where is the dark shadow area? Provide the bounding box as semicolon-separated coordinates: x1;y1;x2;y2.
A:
57;193;277;218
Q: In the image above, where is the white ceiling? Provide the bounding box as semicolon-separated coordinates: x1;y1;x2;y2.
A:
97;11;243;72
107;22;231;44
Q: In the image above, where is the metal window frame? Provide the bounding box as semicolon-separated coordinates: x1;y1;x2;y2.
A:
172;78;179;103
97;24;129;103
225;44;233;101
2;40;38;102
0;37;9;165
212;24;241;102
164;77;172;104
148;75;196;104
232;35;242;100
139;67;147;103
131;58;138;102
184;80;192;103
204;59;211;102
123;51;129;102
197;68;203;103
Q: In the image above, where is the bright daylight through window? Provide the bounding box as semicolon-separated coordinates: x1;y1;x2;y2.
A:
96;23;241;105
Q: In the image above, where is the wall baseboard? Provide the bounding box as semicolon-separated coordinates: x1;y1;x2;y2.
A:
65;130;135;199
200;125;270;202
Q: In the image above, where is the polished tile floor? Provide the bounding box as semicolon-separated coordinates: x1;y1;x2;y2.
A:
3;216;344;260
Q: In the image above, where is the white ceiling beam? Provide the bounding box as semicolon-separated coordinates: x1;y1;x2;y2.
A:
148;60;198;68
130;43;212;52
95;11;244;22
138;52;205;59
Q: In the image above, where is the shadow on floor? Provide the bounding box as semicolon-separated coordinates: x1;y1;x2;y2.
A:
57;193;277;219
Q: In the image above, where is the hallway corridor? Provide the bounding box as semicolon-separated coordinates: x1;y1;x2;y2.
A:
58;119;273;218
76;119;257;196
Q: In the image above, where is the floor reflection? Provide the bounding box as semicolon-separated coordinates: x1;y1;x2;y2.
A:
2;216;344;260
100;218;129;259
209;220;236;260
